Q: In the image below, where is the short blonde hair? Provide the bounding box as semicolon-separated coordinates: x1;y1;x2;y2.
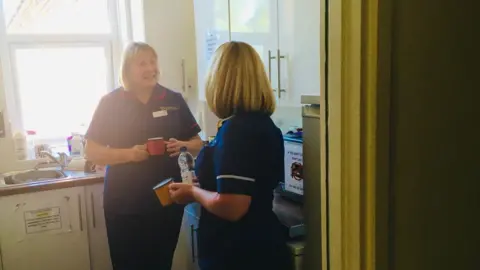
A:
119;42;157;89
205;41;276;119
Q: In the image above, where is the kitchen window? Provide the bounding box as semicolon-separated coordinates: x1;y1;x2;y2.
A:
0;0;133;156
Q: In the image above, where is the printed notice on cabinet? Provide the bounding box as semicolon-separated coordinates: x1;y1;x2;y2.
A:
284;142;304;195
205;31;219;62
24;207;62;234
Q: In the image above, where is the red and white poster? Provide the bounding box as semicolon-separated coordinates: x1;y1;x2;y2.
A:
284;141;303;195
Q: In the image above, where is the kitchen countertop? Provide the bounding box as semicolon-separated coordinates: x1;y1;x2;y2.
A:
0;170;105;197
0;171;305;254
0;172;306;238
273;192;305;238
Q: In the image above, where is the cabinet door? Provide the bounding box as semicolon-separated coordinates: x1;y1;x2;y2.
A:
86;183;112;270
173;210;200;270
0;187;90;270
186;211;201;270
143;0;198;99
230;0;279;93
194;0;230;101
277;0;322;105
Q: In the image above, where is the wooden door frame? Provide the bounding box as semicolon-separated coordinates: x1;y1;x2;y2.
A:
325;0;392;268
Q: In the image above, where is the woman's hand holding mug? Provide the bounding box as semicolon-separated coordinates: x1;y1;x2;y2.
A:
166;138;188;157
128;144;149;162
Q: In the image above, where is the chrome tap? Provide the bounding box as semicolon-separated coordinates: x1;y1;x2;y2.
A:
34;151;69;171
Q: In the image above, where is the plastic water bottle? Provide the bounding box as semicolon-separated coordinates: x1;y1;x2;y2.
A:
13;131;27;160
70;134;85;158
178;147;195;184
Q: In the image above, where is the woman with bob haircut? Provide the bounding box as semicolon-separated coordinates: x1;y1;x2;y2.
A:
85;42;203;269
169;41;290;270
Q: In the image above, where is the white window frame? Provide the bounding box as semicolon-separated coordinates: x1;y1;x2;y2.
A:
0;0;133;145
8;40;115;144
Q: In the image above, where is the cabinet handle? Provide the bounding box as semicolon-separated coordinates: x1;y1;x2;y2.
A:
268;50;276;84
90;192;96;228
181;58;186;94
78;194;83;231
190;224;196;263
268;49;280;95
276;49;286;99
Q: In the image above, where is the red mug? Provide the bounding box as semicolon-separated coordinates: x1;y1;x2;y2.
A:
147;137;165;155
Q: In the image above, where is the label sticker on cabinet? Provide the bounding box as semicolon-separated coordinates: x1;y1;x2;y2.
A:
24;207;62;234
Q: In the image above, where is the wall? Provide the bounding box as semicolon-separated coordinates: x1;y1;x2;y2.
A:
0;0;200;173
271;106;302;133
0;55;16;172
0;0;303;173
118;0;304;138
388;0;478;269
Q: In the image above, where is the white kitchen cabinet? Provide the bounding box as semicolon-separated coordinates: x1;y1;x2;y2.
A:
0;187;90;270
85;184;112;270
277;0;321;105
194;0;231;101
230;0;279;91
194;0;322;105
177;208;200;270
143;0;199;99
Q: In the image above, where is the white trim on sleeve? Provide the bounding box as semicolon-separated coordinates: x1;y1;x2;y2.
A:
216;175;255;182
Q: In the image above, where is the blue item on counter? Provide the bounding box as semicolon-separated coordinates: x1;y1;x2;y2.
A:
284;127;303;140
66;135;73;155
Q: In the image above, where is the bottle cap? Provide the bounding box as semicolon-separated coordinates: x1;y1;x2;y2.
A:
180;146;187;152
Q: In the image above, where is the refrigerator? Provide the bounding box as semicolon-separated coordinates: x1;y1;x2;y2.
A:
301;95;322;270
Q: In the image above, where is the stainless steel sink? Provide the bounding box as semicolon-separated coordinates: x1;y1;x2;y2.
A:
3;170;67;185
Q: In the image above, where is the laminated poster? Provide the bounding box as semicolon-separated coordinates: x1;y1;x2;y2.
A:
284;142;304;195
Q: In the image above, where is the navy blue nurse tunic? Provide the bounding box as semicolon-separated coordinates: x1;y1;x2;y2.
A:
195;111;291;270
85;84;201;270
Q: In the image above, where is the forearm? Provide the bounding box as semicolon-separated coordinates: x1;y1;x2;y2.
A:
85;140;131;165
186;135;203;156
192;187;249;222
192;187;230;219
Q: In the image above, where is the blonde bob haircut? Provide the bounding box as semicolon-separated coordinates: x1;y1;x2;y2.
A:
205;41;276;119
119;42;158;90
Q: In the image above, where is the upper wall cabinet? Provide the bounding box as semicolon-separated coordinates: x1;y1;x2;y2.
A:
193;0;230;102
230;0;279;97
194;0;322;106
277;0;321;105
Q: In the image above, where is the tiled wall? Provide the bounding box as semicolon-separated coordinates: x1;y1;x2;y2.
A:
196;101;303;138
272;106;303;133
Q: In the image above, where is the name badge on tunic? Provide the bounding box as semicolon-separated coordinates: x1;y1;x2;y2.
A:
152;110;168;118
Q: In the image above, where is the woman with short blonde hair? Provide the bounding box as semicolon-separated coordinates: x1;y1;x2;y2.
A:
170;41;290;270
85;41;203;269
205;42;276;119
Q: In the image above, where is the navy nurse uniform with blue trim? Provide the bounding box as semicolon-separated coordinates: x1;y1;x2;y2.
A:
195;112;291;270
85;84;201;270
